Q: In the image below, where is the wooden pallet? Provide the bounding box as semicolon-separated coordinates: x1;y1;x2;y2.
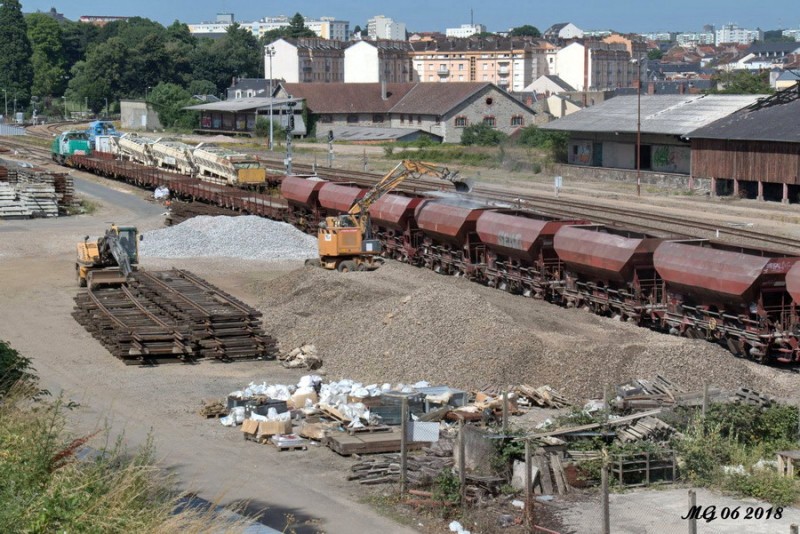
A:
326;431;427;456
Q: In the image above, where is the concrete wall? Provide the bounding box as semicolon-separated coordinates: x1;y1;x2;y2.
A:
120;100;162;131
553;163;710;191
602;141;635;169
651;144;691;174
556;43;585;91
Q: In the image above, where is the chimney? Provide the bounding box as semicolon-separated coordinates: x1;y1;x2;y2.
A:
648;81;655;95
381;80;387;100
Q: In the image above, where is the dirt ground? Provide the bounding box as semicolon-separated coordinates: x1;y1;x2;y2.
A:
1;151;800;533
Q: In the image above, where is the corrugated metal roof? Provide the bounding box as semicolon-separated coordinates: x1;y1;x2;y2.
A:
320;126;441;142
689;88;800;143
184;97;303;112
542;94;762;136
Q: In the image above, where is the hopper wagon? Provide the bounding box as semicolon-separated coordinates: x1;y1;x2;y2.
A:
317;183;367;216
369;193;425;262
654;241;800;362
112;133;156;166
280;176;328;233
151;138;197;175
192;143;266;187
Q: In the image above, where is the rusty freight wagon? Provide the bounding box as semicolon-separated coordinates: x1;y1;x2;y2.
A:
369;193;425;262
654;241;800;362
280;176;328;233
476;211;586;299
553;225;667;323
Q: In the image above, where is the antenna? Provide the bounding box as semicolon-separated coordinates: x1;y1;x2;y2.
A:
470;8;474;26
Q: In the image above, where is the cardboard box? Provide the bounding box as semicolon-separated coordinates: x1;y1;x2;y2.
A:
257;419;292;439
241;419;260;440
299;422;330;441
288;391;318;410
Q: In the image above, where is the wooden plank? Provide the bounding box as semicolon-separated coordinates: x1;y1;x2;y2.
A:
550;453;566;495
535;454;554;495
528;408;663;438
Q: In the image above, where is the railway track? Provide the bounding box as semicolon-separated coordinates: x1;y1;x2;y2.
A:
72;269;276;364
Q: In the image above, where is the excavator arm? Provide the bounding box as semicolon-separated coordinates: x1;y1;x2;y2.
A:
100;231;133;278
346;160;470;227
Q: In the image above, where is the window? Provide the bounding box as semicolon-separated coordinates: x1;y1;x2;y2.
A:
428;75;434;81
483;63;488;70
483;74;488;81
417;115;422;124
454;116;468;127
347;114;359;124
235;90;242;98
320;115;333;124
373;114;385;123
400;114;405;123
511;115;524;127
458;64;464;71
483;116;496;127
459;75;464;81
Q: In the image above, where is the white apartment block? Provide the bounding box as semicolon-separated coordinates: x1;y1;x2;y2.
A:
555;41;635;92
367;15;407;40
267;38;346;84
783;29;800;41
716;24;763;45
638;32;675;41
446;24;487;38
189;14;349;41
676;32;715;46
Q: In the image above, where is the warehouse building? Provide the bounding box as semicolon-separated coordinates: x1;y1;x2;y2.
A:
690;86;800;202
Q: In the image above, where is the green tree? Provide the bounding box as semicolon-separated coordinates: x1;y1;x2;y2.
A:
763;29;795;42
508;25;541;38
26;13;67;97
709;70;773;95
0;0;34;106
460;123;507;146
288;13;316;38
67;37;128;112
193;24;261;93
60;19;100;71
647;48;664;60
188;79;218;97
149;82;198;129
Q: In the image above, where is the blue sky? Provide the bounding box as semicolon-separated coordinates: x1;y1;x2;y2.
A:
21;0;800;33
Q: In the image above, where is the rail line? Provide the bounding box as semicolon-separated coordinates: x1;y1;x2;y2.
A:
72;269;276;364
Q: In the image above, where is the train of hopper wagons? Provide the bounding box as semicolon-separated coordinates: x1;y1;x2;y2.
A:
54;129;800;366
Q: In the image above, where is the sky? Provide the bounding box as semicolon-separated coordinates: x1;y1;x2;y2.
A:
20;0;800;33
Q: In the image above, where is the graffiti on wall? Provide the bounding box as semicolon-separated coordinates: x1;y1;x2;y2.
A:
569;141;592;165
652;145;690;174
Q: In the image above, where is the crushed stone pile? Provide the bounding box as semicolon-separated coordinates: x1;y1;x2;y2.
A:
252;262;796;401
140;215;318;260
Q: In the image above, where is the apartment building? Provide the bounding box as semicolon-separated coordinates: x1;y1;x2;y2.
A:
602;33;648;60
367;15;407;40
555;41;636;92
409;38;549;92
268;38;346;83
189;14;350;41
716;24;763;45
344;41;413;83
676;32;715;47
446;24;487;38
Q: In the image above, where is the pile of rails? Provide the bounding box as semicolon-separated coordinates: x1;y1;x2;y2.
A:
72;269;275;364
0;161;75;217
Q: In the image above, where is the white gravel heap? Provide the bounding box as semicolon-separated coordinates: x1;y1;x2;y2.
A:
141;215;318;260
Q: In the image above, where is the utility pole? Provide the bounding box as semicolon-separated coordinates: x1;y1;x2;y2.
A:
63;96;67;120
266;46;276;150
2;89;6;120
285;101;296;175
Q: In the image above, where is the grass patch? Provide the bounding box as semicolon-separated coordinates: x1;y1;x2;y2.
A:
66;198;99;216
0;339;252;533
386;147;493;166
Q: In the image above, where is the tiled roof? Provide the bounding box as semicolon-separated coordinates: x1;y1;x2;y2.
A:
391;83;492;115
282;83;416;113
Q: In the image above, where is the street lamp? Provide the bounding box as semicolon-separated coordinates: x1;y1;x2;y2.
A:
631;56;647;197
265;46;276;150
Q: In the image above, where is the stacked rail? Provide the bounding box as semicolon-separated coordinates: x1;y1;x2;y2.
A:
72;269;276;364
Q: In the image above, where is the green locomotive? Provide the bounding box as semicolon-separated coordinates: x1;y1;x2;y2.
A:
51;130;92;164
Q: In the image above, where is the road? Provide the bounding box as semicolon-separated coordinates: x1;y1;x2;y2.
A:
0;170;416;534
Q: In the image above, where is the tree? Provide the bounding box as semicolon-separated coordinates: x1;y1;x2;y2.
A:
67;37;128;112
60;19;100;71
149;82;198;129
187;79;218;97
193;24;261;93
647;48;664;60
0;0;34;106
26;13;67;97
460;123;507;146
288;13;316;38
763;30;795;43
508;25;541;38
709;70;773;95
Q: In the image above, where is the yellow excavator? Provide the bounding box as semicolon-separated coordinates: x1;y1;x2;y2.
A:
76;224;141;288
314;160;471;272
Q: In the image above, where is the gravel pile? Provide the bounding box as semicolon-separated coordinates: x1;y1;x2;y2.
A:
140;215;318;260
252;262;797;401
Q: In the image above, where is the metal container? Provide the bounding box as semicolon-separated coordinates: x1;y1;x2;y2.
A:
553;225;663;282
280;176;327;207
655;241;800;304
476;210;580;263
243;399;288;418
416;386;468;410
370;194;423;230
317;183;366;213
414;199;487;245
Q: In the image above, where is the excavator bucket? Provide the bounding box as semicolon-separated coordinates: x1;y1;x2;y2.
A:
87;270;128;289
452;177;474;193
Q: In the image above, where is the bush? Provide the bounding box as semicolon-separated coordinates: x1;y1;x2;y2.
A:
517;126;569;162
460;123;507;146
382;145;394;157
0;340;39;399
432;469;461;503
724;469;800;506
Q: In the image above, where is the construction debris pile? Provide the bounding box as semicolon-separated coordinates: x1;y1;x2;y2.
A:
72;269;276;364
140;215;318;261
0;161;74;218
